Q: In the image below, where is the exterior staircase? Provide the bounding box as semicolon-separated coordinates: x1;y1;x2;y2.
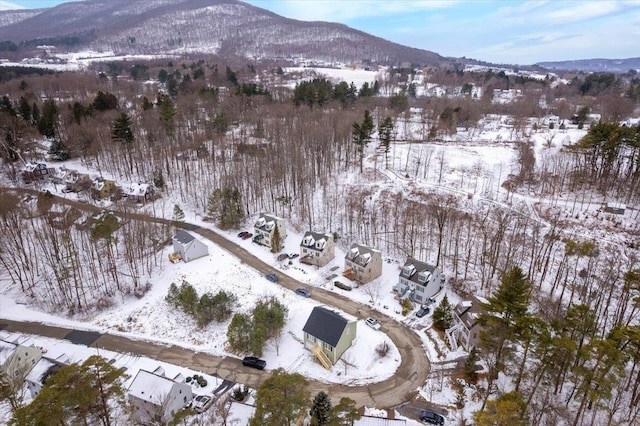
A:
445;322;463;351
311;344;332;370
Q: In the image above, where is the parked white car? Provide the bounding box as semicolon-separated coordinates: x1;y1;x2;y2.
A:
365;317;381;330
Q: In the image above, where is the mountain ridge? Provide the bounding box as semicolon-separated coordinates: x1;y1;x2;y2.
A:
0;0;444;66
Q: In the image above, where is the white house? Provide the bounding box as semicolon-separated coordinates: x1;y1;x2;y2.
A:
172;230;209;263
395;258;443;303
299;231;335;267
253;213;287;249
128;369;193;425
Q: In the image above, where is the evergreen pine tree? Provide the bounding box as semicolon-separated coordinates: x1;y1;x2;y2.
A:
310;391;332;426
463;347;479;383
432;294;454;331
271;224;281;253
48;138;70;161
38;98;58;138
111;112;134;144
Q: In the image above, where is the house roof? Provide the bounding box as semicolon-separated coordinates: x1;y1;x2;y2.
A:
454;297;485;329
124;183;150;197
400;258;438;286
300;231;331;251
345;243;380;267
354;416;407;426
303;306;349;348
128;369;178;405
173;230;195;245
25;356;63;386
254;213;283;231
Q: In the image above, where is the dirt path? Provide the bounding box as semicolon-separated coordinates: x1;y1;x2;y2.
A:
0;187;430;408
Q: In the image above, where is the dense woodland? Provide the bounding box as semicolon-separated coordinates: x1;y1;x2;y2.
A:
1;57;640;425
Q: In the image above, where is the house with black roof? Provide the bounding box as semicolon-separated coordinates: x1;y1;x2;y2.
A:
302;306;357;367
172;230;209;263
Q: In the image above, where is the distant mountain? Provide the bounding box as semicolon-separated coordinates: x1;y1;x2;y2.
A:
536;57;640;73
0;0;444;66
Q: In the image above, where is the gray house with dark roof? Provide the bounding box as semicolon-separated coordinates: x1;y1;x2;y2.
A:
172;230;209;263
303;307;356;366
343;243;382;284
299;231;335;267
446;297;485;351
395;257;443;303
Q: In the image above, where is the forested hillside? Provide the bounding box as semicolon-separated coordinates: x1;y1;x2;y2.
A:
1;59;640;424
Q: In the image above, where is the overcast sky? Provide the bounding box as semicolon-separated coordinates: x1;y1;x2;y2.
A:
3;0;640;65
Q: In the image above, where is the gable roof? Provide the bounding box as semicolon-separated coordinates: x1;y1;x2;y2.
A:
300;231;331;251
400;257;437;286
128;369;178;405
173;230;195;245
345;243;380;267
303;306;349;347
254;213;282;232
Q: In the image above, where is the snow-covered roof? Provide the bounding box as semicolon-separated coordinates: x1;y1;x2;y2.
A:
128;369;177;405
124;183;150;196
345;243;380;266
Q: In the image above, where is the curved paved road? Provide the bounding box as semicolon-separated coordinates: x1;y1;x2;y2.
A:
0;188;429;408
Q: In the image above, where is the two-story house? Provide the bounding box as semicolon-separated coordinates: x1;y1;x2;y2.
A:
299;231;335;267
253;214;287;249
446;297;485;351
128;368;193;425
343;243;382;284
395;258;443;303
303;306;357;368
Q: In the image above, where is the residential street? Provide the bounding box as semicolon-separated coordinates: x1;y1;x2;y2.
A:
0;187;430;408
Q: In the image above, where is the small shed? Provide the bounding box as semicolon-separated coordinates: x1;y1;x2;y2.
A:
172;230;209;263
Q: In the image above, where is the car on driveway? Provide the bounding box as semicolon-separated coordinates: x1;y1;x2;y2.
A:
193;395;213;413
241;232;253;240
237;231;248;238
242;356;266;370
295;288;311;298
420;409;445;425
365;317;381;330
265;273;278;283
416;307;430;318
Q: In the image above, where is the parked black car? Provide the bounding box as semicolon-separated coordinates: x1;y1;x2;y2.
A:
242;356;266;370
416;307;430;318
420;409;445;425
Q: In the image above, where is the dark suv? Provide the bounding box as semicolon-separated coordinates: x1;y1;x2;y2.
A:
242;356;266;370
420;410;444;425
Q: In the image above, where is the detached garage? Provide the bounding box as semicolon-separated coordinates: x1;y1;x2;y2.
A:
172;230;209;263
